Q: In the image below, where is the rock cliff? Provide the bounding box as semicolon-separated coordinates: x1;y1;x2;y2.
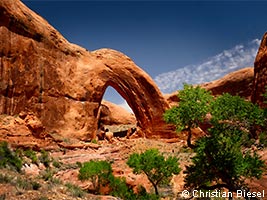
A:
0;0;173;140
252;32;267;107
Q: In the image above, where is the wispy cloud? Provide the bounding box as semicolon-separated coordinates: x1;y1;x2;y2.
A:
154;39;260;94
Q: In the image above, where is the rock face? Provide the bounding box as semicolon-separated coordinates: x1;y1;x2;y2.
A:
100;100;136;125
202;67;254;99
0;0;173;140
252;33;267;107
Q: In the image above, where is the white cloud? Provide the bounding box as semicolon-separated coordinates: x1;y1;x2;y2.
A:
154;39;261;94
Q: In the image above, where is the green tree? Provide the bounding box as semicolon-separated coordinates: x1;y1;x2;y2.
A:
184;93;266;200
127;149;181;196
210;93;265;139
164;84;213;148
78;160;112;194
184;123;265;200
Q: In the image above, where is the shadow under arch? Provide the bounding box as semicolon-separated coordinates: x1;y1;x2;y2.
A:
90;49;176;138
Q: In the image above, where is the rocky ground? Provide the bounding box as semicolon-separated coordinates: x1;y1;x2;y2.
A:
0;136;195;200
1;130;267;200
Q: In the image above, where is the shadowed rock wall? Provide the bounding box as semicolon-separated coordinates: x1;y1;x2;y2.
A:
252;32;267;107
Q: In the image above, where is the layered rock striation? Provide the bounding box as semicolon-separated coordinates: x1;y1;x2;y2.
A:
0;0;173;140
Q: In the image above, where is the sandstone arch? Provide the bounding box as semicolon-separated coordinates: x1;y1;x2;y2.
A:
90;49;171;138
0;0;176;139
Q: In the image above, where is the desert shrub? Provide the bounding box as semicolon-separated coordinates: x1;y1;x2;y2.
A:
32;181;41;190
40;168;58;184
65;182;85;198
0;141;22;172
127;148;181;196
15;177;34;190
91;139;98;144
52;159;61;168
24;148;38;165
109;176;159;200
0;174;12;184
109;176;136;199
38;150;51;168
259;132;267;148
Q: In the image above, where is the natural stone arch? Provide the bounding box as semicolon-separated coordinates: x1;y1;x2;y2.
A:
0;0;177;140
90;49;173;138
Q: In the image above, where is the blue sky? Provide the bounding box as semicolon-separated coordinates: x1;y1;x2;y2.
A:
22;0;267;108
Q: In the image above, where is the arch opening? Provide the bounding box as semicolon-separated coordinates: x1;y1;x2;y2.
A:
103;87;133;114
98;86;137;139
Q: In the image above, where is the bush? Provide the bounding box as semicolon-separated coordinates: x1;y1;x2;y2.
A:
24;149;38;165
52;160;61;168
109;176;159;200
40;168;54;181
0;141;22;172
65;183;85;198
109;176;136;200
38;150;51;168
15;177;41;190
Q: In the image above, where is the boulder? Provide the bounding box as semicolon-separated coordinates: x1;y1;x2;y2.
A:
0;0;175;141
100;100;136;125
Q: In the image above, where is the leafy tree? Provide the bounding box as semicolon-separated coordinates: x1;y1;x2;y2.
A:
184;93;266;200
164;84;213;148
184;123;265;200
210;93;265;139
78;160;112;194
78;160;158;199
127;149;181;196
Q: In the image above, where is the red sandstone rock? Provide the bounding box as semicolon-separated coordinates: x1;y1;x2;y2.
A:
202;67;254;98
24;112;45;137
0;0;174;141
252;33;267;107
0;115;56;150
100;100;136;125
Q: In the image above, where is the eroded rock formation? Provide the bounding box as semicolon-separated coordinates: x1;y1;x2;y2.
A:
0;0;173;140
202;67;254;98
252;33;267;107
